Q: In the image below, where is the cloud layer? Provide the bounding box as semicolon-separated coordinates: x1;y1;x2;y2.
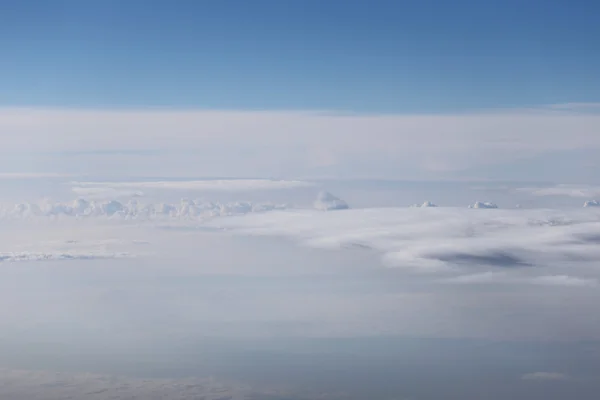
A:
3;183;600;299
1;107;599;179
5;195;600;281
202;207;600;282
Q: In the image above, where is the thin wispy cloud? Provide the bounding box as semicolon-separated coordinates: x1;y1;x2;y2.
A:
71;186;144;199
0;172;70;179
0;251;130;263
444;272;598;287
71;179;314;191
522;372;570;381
517;184;600;198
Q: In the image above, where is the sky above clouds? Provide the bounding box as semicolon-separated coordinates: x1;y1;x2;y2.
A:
2;0;600;111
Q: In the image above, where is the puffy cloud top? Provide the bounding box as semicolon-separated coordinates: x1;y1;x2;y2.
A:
411;201;438;208
469;201;499;209
3;198;288;220
313;191;349;211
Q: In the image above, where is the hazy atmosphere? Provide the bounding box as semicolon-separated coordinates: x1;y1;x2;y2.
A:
1;1;599;399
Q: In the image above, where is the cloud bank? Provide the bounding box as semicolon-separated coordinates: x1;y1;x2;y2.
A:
1;106;599;179
3;198;289;220
6;197;600;278
4;190;600;287
201;207;600;280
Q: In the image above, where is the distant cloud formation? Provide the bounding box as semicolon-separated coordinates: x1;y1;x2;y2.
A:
522;372;570;381
2;189;600;344
468;201;498;209
584;200;600;207
7;198;600;280
0;251;130;263
411;201;438;208
314;191;349;211
4;198;288;219
4;193;600;287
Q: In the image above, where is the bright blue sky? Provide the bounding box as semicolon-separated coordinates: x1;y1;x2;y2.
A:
1;0;599;112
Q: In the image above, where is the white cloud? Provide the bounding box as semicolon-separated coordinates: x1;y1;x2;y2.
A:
202;207;600;274
522;372;570;381
2;198;288;220
4;194;600;286
468;201;498;209
584;200;600;207
411;201;438;208
3;197;600;342
1;107;599;179
5;197;600;278
313;191;349;211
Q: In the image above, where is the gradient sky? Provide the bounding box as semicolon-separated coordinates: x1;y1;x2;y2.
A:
1;0;599;112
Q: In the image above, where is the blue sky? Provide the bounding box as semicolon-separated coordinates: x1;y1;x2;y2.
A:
1;0;599;112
